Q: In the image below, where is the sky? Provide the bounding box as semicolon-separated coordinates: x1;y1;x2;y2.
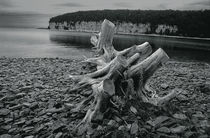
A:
0;0;210;28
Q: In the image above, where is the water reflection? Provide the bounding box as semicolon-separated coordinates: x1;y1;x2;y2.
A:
50;30;210;63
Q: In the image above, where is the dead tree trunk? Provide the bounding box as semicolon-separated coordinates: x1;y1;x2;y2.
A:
69;19;181;135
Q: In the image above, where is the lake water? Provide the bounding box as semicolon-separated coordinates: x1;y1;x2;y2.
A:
1;28;210;63
0;28;93;59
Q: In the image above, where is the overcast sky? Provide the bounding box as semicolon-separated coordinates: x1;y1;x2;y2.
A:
0;0;209;28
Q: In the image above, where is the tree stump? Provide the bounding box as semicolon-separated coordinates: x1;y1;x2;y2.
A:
69;19;181;136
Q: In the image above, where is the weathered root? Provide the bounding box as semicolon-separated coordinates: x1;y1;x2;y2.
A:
126;48;181;106
75;79;115;135
69;19;181;136
84;41;152;69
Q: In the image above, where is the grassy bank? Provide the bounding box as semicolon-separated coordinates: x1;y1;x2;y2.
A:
0;57;210;137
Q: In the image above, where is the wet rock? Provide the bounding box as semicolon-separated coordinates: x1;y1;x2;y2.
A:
23;126;34;133
0;134;12;138
147;116;169;127
55;132;62;138
170;126;186;134
192;112;205;119
24;136;34;138
177;94;188;101
130;121;139;135
160;83;169;89
30;102;38;109
15;92;26;98
22;102;31;108
173;113;187;120
184;131;197;138
9;104;22;110
34;124;45;133
0;109;10;116
108;120;118;128
157;127;171;133
20;86;32;92
2;125;12;131
199;82;210;94
130;106;138;114
118;125;127;131
14;119;26;126
46;107;64;113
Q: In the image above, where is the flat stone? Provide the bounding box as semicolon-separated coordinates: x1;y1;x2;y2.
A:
192;112;205;119
22;102;31;108
4;118;13;123
108;120;118;127
160;83;169;89
173;113;187;120
118;125;127;131
55;133;62;138
130;121;139;135
0;109;10;116
22;126;34;132
170;126;186;134
16;92;26;98
24;136;34;138
157;127;170;133
14;119;26;125
9;104;22;110
147;116;169;127
130;106;138;114
0;134;12;138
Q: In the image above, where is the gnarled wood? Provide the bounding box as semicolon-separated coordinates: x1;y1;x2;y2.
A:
69;19;181;136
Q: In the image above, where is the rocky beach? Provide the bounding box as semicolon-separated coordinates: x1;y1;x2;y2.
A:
0;57;209;138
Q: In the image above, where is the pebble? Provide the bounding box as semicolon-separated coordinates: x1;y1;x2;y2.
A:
157;127;170;133
147;116;169;127
0;134;12;138
55;132;62;138
0;109;10;116
22;102;31;108
130;121;139;135
9;104;22;110
24;136;34;138
170;126;186;134
160;83;169;89
173;113;187;120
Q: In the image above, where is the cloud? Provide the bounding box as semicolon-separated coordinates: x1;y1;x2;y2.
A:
0;0;13;8
157;3;167;10
189;0;210;6
56;2;85;7
113;2;133;8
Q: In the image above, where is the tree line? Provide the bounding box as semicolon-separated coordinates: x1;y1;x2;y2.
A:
49;10;210;38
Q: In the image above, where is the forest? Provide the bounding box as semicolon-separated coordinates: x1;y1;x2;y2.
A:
49;10;210;38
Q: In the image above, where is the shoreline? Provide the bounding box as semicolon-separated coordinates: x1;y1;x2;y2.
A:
50;29;210;41
0;57;210;137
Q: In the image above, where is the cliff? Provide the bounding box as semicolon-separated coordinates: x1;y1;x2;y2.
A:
49;10;210;38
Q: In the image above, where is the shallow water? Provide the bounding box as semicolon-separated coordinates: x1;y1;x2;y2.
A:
0;28;210;63
0;28;93;59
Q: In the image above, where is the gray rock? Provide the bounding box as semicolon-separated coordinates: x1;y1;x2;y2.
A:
170;126;186;134
24;136;34;138
55;132;62;138
22;102;31;108
157;127;170;133
0;134;12;138
173;113;187;120
0;109;10;116
160;83;169;89
130;121;139;135
147;116;169;127
9;104;22;110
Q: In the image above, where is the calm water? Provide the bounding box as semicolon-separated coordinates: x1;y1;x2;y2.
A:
0;28;210;63
0;28;93;59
